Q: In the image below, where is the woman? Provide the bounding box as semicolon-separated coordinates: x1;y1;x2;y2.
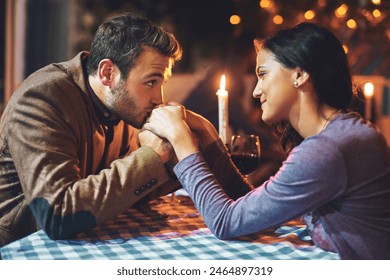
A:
143;23;390;259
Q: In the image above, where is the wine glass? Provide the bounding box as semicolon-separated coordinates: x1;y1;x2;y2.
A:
230;134;261;176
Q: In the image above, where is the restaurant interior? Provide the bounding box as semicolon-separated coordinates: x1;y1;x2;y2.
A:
2;0;390;140
0;0;389;261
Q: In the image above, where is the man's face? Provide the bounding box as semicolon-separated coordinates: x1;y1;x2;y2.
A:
105;48;173;129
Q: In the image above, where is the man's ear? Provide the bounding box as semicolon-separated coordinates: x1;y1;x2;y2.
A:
98;59;117;88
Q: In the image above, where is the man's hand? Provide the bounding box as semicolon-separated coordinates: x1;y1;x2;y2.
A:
184;110;219;149
139;129;174;164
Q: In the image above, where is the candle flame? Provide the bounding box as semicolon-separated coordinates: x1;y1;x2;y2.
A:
364;82;374;98
220;75;226;91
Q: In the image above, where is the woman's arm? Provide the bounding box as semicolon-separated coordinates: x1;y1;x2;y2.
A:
173;137;347;240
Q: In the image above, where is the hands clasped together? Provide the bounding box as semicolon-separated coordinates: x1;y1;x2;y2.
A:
140;102;219;165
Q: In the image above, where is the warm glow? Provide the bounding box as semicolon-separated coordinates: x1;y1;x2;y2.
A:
220;75;226;91
364;82;374;98
217;75;228;96
259;0;271;8
343;44;349;54
335;4;348;18
273;15;284;25
347;19;357;29
304;10;316;20
230;15;241;25
373;9;382;18
372;0;381;5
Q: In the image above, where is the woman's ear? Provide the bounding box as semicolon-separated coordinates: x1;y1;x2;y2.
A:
98;59;117;88
294;67;310;87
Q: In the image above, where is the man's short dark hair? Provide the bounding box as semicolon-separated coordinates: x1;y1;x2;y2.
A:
86;13;182;78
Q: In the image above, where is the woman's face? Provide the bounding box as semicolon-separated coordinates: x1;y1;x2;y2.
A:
253;49;298;124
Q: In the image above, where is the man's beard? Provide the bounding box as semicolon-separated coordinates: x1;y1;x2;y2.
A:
106;81;144;128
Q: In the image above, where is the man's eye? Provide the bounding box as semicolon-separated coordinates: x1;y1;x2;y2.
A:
146;80;156;87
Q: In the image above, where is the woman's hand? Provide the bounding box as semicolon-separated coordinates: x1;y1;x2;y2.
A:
143;105;199;161
185;110;219;149
162;102;219;147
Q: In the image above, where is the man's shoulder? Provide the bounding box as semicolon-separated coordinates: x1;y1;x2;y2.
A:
12;52;89;102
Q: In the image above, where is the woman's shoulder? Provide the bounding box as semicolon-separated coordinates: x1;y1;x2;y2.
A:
302;112;389;163
328;112;387;147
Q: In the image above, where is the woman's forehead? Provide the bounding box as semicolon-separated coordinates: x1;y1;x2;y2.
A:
256;50;275;66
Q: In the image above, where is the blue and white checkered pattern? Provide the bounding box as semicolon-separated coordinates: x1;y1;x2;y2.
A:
0;196;339;260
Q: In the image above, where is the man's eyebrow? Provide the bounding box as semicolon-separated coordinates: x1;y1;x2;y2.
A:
144;72;164;79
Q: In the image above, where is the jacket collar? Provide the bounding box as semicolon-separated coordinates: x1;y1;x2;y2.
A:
63;51;120;127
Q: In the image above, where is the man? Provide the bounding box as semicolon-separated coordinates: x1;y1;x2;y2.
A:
0;13;182;246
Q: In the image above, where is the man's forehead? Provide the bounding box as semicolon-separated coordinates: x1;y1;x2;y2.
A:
129;49;172;75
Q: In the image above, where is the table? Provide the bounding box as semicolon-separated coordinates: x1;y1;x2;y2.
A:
0;195;339;260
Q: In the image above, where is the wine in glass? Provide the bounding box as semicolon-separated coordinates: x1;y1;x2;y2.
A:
230;134;261;176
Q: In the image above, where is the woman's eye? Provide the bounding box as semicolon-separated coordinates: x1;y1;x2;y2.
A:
257;71;266;78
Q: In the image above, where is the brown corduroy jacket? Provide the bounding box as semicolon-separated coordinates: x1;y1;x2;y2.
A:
0;52;179;247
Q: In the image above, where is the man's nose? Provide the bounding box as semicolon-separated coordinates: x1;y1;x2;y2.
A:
151;87;164;106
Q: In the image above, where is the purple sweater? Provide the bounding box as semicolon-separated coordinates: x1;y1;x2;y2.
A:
174;113;390;259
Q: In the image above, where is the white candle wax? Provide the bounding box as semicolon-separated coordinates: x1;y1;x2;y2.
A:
216;75;229;144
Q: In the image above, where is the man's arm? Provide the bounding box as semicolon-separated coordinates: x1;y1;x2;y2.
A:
6;80;176;240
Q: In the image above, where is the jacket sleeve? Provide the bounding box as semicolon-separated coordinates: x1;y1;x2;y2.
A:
202;139;253;199
5;79;177;240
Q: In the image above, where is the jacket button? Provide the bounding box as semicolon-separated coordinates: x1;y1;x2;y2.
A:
135;189;141;195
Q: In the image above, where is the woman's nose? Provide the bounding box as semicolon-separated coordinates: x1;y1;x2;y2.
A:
252;80;263;98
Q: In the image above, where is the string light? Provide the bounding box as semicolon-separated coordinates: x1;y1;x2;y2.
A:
372;9;381;18
347;19;357;29
273;15;283;24
342;45;349;54
335;4;348;18
304;10;316;20
229;15;241;25
259;0;271;9
372;0;381;5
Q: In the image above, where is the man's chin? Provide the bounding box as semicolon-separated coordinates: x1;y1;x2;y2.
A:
122;119;143;129
132;122;144;129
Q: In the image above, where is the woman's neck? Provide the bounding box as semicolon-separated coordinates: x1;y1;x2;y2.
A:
292;104;340;139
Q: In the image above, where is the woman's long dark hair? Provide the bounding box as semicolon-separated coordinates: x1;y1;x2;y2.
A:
254;22;353;157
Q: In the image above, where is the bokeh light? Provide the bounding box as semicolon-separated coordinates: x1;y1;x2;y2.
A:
373;9;381;18
229;15;241;25
273;15;283;25
347;19;357;29
304;10;316;20
335;4;348;18
364;82;374;98
259;0;271;9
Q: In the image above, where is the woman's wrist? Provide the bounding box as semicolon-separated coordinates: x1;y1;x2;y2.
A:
167;123;199;161
172;135;199;161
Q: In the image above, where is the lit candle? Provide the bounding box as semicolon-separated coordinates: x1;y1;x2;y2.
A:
364;82;374;120
216;74;229;144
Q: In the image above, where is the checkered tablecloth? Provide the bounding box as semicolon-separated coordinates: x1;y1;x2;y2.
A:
0;195;339;260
